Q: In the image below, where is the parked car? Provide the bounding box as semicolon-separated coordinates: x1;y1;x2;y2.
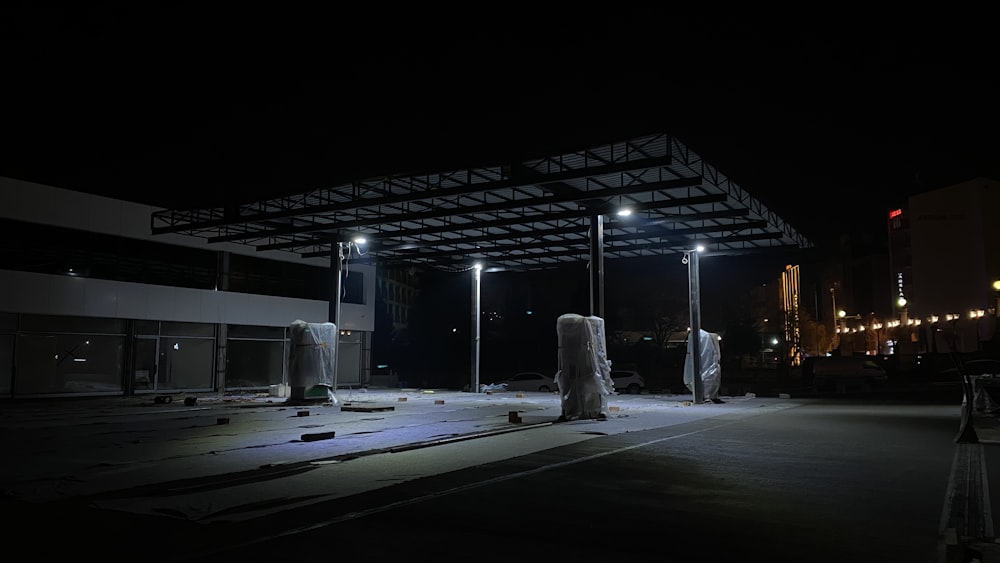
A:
500;371;558;393
610;370;645;394
937;359;1000;379
811;356;888;392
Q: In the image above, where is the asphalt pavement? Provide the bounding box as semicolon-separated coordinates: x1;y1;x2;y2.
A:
3;384;1000;562
1;387;763;508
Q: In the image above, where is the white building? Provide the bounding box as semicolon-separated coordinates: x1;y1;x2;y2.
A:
0;177;376;398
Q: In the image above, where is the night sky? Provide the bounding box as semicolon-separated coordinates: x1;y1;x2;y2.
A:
3;8;998;251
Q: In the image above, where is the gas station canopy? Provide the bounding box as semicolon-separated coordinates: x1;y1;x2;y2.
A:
150;133;813;272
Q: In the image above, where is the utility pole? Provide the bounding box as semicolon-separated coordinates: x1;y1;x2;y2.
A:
830;286;840;353
685;248;704;404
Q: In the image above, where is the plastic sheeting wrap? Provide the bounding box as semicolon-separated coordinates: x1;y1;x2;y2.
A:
554;313;614;420
683;329;722;400
287;320;338;404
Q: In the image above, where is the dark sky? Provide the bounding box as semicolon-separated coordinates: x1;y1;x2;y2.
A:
3;8;998;249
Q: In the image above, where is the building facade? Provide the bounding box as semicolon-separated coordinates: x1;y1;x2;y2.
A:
0;177;376;398
907;177;1000;353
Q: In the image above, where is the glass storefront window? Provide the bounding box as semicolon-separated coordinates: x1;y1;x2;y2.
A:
226;339;285;388
15;333;124;395
156;337;214;390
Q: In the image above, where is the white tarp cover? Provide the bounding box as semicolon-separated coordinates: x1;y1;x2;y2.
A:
683;329;722;400
288;320;338;403
554;313;614;420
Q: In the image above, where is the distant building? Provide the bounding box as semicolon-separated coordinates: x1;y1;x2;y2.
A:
376;265;421;336
371;264;422;386
887;205;919;356
887;207;913;314
780;264;802;365
906;177;1000;353
812;231;891;356
836;232;892;321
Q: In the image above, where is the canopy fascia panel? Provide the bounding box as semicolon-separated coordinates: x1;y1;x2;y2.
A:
150;133;813;271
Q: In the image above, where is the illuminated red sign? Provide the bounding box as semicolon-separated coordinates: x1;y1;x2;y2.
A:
889;209;902;219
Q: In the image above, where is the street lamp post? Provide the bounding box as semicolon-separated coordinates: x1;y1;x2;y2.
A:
470;263;482;393
971;309;985;351
897;296;908;326
872;323;883;355
684;245;705;404
329;241;345;395
838;310;862;355
991;280;1000;345
927;315;940;353
830;287;841;352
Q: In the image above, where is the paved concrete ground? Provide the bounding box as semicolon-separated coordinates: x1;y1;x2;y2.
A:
1;388;758;502
4;385;1000;562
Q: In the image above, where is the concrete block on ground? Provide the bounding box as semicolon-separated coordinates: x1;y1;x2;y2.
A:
301;431;336;442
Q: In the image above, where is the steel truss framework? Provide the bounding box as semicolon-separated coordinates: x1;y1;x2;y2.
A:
151;133;813;272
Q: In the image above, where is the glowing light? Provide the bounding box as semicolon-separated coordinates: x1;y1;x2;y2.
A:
617;208;632;217
889;209;903;219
